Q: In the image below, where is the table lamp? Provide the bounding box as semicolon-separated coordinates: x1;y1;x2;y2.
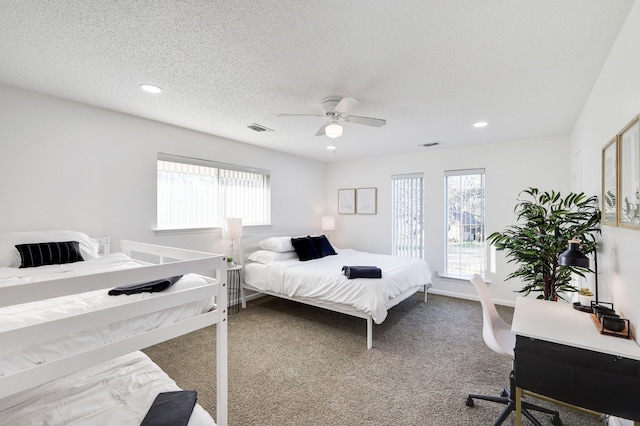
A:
321;216;335;238
222;217;243;265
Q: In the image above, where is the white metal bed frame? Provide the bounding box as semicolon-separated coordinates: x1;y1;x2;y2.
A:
0;239;228;426
241;280;428;350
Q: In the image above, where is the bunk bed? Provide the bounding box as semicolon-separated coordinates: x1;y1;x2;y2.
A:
0;230;228;426
241;235;432;349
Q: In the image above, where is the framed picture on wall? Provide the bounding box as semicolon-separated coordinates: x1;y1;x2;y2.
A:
356;188;377;214
618;114;640;229
602;137;618;226
338;188;356;214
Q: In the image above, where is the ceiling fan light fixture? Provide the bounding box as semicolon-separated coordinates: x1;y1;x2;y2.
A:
325;121;343;138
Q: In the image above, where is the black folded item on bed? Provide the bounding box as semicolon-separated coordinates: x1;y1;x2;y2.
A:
108;275;182;296
342;265;382;279
140;390;197;426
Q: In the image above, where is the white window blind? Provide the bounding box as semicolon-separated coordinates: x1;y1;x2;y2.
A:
157;153;270;230
392;173;424;258
445;168;485;276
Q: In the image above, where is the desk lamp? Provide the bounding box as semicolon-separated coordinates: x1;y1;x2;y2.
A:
558;238;598;309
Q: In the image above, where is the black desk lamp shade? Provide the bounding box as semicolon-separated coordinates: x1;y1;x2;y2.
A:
558;240;589;268
558;239;598;304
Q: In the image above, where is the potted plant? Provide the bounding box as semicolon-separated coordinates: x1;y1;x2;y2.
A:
487;187;601;301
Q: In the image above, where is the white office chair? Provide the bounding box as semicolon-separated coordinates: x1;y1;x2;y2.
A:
465;274;562;426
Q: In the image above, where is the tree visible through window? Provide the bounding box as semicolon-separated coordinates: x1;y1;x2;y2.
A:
445;169;485;276
392;173;424;258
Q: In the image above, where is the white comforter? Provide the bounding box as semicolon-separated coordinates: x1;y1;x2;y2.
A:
0;351;215;426
0;253;215;376
244;249;432;323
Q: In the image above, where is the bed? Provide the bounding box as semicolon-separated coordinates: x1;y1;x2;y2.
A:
241;235;432;349
0;230;228;426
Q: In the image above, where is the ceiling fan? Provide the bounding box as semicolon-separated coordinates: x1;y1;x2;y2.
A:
278;96;386;138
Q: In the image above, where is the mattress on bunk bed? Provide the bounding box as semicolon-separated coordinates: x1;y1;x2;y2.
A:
0;253;215;376
243;248;432;324
0;351;215;426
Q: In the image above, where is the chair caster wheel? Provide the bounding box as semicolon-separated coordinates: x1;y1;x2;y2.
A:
551;414;563;426
465;396;475;407
500;388;509;398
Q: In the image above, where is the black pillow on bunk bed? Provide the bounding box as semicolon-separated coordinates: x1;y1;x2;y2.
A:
291;236;321;261
15;241;84;268
311;235;337;257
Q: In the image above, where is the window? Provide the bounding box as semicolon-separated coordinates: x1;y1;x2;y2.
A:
157;153;270;230
445;169;485;276
392;173;424;258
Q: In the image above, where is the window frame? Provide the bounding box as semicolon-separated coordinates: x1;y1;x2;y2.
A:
156;153;271;231
444;168;486;277
391;172;425;259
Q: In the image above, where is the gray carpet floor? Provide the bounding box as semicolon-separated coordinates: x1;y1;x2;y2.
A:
144;293;604;425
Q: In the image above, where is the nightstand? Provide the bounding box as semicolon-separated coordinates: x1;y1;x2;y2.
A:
227;264;243;314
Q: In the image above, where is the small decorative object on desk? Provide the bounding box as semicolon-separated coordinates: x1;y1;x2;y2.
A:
589;303;631;339
577;288;594;308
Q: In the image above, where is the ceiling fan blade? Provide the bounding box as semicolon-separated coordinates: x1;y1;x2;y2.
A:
334;97;359;114
344;115;386;127
277;113;325;118
315;122;328;136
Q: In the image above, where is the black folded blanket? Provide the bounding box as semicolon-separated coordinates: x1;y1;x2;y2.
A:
140;390;197;426
108;275;182;296
342;265;382;279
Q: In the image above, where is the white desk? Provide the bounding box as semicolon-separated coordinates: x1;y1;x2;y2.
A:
512;296;640;425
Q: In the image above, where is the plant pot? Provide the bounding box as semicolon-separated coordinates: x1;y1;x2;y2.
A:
578;294;594;307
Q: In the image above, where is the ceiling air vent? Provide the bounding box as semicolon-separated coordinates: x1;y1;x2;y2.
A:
248;123;274;132
420;142;440;147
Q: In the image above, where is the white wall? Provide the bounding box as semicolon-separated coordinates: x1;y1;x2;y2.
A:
570;0;640;348
327;135;570;304
0;84;327;254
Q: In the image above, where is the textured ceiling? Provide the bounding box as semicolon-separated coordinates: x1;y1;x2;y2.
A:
0;1;634;162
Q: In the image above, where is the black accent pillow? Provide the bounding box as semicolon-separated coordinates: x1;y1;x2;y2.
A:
291;236;321;261
15;241;84;268
312;235;337;257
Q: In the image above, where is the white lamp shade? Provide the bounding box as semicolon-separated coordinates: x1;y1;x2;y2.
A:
325;121;343;138
222;217;243;239
321;216;335;231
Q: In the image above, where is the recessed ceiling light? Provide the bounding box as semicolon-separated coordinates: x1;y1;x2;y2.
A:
473;121;488;128
139;84;162;94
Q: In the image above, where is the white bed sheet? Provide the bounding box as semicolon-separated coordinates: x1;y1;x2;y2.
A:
0;253;215;376
0;351;215;426
243;249;432;323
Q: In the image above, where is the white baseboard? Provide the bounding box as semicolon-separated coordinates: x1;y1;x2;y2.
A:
427;287;516;308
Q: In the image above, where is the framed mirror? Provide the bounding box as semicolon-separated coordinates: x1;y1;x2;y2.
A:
602;137;617;226
618;115;640;228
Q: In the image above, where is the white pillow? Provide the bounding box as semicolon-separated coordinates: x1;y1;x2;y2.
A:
258;236;294;253
248;250;297;264
0;230;100;267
